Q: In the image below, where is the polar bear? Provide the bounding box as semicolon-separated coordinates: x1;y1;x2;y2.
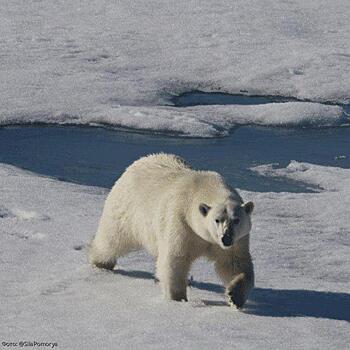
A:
89;153;254;308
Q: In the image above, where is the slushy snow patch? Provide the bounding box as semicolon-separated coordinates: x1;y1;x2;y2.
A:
1;162;349;349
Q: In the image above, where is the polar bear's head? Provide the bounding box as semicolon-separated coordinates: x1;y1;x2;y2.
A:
197;200;254;249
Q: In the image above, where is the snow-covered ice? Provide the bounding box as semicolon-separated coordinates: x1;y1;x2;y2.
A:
1;162;349;349
1;102;347;138
1;0;350;136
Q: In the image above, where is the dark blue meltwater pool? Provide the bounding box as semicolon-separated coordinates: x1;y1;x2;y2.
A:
170;90;350;111
171;91;296;107
0;125;349;192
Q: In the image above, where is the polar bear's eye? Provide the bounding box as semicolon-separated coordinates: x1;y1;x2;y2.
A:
233;218;240;225
199;203;211;217
215;219;220;224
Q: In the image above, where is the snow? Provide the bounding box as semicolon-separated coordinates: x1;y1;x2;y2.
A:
1;0;350;137
1;162;349;349
252;160;350;192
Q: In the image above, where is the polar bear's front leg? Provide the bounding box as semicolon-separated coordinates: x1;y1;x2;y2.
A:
156;252;190;302
225;271;254;309
215;254;254;309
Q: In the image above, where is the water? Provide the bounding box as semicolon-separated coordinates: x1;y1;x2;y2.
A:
172;91;297;107
0;125;349;192
172;91;350;113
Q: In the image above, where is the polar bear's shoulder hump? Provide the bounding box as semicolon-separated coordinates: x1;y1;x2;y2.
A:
127;153;191;172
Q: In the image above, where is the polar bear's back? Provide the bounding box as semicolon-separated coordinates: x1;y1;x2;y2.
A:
117;153;191;190
116;153;234;204
126;153;191;173
112;153;191;206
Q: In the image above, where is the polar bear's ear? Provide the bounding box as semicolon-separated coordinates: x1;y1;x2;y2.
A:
199;203;211;217
243;201;254;215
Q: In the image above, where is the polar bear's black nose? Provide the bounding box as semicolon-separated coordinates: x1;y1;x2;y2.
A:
222;234;233;247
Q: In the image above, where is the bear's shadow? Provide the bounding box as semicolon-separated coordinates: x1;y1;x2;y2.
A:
115;269;350;322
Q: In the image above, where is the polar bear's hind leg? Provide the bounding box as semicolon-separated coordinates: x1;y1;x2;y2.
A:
88;225;137;270
88;235;118;270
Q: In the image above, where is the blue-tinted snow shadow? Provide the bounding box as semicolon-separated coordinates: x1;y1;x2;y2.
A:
245;288;350;322
114;269;155;280
115;269;350;321
190;280;350;321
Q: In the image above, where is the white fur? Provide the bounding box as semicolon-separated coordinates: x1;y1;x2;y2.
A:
89;153;254;306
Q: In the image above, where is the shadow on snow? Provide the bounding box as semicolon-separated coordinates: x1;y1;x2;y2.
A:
114;269;350;322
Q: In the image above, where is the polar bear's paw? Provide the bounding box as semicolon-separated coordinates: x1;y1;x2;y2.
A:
93;260;116;270
226;273;249;309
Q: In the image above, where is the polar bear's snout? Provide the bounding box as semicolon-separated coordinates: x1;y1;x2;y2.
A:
220;220;237;247
221;232;233;247
213;202;253;249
